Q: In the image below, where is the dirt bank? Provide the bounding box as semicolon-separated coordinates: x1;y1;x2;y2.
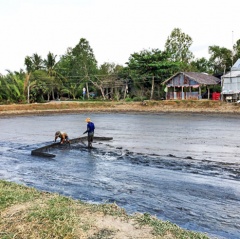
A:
0;100;240;116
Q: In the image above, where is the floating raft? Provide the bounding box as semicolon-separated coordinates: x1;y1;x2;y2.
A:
31;136;113;158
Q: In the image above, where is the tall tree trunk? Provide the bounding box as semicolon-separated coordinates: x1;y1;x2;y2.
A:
89;77;106;100
27;82;30;104
24;73;31;103
150;76;154;100
111;78;114;100
86;82;89;99
157;85;160;98
124;83;128;99
52;88;55;100
100;88;106;100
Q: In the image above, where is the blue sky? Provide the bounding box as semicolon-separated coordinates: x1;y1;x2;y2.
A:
0;0;239;75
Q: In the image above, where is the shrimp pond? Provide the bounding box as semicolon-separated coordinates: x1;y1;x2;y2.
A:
0;112;240;239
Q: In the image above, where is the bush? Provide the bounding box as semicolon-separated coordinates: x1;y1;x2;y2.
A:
125;97;132;102
132;96;148;101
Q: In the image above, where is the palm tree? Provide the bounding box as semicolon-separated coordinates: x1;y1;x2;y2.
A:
24;56;34;103
43;52;59;100
1;70;25;102
44;52;57;76
32;53;43;70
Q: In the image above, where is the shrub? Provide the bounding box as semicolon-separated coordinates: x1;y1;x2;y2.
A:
125;97;132;102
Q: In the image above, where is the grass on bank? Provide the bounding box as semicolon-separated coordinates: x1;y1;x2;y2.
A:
0;180;209;239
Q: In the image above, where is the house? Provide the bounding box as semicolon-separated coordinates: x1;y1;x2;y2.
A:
102;78;128;100
221;59;240;102
162;72;220;100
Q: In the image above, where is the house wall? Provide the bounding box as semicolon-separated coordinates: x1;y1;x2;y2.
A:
166;91;199;100
169;74;197;87
166;74;200;100
223;77;240;93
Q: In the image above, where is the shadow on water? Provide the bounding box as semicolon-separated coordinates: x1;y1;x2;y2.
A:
1;113;240;239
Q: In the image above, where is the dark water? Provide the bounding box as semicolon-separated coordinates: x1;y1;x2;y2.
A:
0;112;240;239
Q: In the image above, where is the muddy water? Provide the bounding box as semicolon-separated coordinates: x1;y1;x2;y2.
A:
0;113;240;239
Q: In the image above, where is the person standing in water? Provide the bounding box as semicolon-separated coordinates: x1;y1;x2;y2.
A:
83;118;95;148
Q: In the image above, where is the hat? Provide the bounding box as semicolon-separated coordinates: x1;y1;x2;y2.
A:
85;118;91;122
55;131;61;136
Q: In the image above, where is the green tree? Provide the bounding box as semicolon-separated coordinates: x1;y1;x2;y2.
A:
56;38;98;99
70;38;98;98
55;48;73;77
24;53;44;103
190;57;213;73
0;70;25;102
31;53;43;70
28;70;50;102
233;39;240;63
61;82;82;100
208;45;232;75
91;62;124;100
164;28;194;69
44;52;57;76
24;56;34;103
71;38;97;75
127;49;180;99
43;52;60;100
24;52;65;102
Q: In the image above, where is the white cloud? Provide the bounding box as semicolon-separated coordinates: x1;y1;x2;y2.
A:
0;0;239;75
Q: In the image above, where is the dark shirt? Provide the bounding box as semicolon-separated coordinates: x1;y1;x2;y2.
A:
87;122;95;133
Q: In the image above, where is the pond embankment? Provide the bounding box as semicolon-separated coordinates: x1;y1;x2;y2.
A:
0;100;240;116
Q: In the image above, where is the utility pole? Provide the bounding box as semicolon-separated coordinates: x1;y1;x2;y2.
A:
232;31;234;66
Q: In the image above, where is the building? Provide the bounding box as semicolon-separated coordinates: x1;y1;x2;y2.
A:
102;78;128;100
162;72;220;100
221;59;240;102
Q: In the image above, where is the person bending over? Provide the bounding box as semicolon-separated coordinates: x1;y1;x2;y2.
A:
55;131;69;144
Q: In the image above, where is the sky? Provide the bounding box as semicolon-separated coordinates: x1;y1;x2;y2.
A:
0;0;239;75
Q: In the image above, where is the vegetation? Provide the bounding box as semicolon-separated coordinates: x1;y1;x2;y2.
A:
164;28;194;69
127;49;180;100
0;180;209;239
1;28;240;104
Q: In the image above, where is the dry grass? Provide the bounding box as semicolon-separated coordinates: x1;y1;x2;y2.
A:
0;100;240;116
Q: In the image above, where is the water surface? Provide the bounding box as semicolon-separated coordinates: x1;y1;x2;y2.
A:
0;112;240;239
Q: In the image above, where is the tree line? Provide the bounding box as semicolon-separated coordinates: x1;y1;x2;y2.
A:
1;28;240;103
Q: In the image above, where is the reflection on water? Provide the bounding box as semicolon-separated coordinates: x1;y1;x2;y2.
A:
1;113;240;239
